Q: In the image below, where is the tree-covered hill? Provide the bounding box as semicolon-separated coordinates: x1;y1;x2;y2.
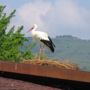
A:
52;35;90;71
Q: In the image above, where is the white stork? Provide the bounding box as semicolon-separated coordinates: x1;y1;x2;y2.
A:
27;24;55;57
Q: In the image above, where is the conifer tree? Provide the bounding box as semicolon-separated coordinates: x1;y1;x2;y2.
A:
0;5;33;62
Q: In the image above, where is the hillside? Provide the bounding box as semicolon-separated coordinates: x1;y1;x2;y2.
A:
25;35;90;71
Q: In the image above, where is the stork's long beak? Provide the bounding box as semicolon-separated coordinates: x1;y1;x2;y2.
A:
27;27;33;33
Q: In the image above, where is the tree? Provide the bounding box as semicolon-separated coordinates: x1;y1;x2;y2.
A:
0;5;33;62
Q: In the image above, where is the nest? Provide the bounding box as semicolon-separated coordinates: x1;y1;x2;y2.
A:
22;59;79;70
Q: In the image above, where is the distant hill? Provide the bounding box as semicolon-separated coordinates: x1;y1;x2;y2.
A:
25;35;90;71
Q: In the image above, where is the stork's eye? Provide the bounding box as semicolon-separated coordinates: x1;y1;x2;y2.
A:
31;27;34;29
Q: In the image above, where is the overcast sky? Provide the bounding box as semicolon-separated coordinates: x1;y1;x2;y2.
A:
0;0;90;39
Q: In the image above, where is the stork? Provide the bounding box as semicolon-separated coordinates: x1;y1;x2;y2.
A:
27;24;55;59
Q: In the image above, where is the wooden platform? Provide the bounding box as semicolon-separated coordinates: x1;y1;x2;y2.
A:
0;61;90;83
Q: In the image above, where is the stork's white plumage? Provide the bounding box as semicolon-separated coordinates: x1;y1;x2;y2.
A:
27;24;55;52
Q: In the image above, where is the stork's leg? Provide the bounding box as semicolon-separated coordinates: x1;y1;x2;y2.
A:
41;45;45;59
39;44;45;60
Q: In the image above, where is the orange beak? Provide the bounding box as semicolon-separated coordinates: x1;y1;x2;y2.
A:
27;27;33;33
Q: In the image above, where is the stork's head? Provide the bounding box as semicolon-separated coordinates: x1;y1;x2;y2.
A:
27;24;38;32
33;24;38;29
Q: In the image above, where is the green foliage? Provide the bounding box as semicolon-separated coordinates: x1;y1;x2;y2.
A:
21;43;35;60
0;5;33;62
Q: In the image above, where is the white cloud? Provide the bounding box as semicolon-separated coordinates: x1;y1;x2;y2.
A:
47;0;86;27
15;0;90;39
17;0;51;35
43;0;90;38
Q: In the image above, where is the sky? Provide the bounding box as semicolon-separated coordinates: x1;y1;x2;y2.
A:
0;0;90;39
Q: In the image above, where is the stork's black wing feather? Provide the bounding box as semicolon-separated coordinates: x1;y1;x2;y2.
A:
40;39;55;53
48;36;55;47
